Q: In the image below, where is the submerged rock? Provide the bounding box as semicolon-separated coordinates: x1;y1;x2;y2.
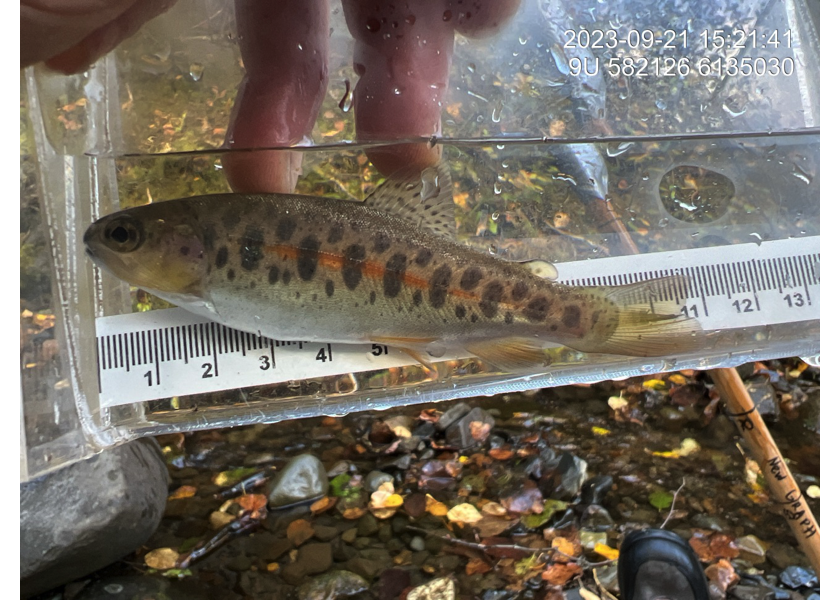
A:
298;570;369;600
268;454;328;509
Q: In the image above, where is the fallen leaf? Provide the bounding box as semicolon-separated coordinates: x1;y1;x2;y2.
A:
144;548;179;570
168;485;196;500
643;378;668;391
806;485;820;498
481;502;507;516
447;503;483;524
404;493;427;517
551;536;577;561
489;447;514;460
652;438;700;458
465;558;493;575
475;515;514;538
501;487;544;515
608;396;628;410
669;374;688;385
690;532;739;562
287;519;315;546
266;562;279;573
591;426;610;436
542;562;582;586
594;543;619;561
213;467;259;487
235;494;267;514
310;496;337;515
705;559;740;598
341;507;367;520
209;511;235;529
649;490;674;510
426;495;449;517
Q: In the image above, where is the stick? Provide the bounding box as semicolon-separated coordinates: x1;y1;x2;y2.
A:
597;191;821;576
709;369;820;577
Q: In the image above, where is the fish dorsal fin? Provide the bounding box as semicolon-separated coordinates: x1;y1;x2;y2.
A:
364;164;456;240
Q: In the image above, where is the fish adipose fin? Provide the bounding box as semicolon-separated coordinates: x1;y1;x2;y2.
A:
364;164;456;240
463;338;550;372
592;275;703;357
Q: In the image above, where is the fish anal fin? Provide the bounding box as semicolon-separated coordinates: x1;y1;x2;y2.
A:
463;338;550;373
370;335;439;378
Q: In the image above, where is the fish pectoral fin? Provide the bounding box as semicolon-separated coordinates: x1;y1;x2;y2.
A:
585;275;705;357
519;259;559;280
463;338;550;372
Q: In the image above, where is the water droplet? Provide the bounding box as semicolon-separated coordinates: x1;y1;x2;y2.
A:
467;63;476;73
722;98;747;117
393;87;402;96
655;98;667;110
488;244;498;255
641;172;650;181
338;79;353;113
519;36;528;45
491;212;500;221
491;103;503;123
493;183;502;195
749;232;763;245
496;144;505;150
501;160;509;168
658;218;670;228
297;43;303;51
188;62;204;81
606;142;633;157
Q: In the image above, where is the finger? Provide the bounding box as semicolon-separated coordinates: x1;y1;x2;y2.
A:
37;0;177;74
449;0;522;38
343;0;453;176
221;0;330;193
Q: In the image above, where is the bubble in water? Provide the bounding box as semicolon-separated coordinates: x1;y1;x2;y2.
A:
606;142;633;157
188;62;204;82
467;63;476;73
655;98;667;110
641;172;650;181
722;98;747;117
493;182;502;195
491;103;503;123
749;232;763;245
658;218;670;227
791;163;812;185
519;36;528;45
489;244;498;255
393;87;403;96
491;212;500;221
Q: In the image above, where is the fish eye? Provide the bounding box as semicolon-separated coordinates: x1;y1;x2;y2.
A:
104;218;143;252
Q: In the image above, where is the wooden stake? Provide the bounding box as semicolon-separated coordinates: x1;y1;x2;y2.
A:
709;369;820;577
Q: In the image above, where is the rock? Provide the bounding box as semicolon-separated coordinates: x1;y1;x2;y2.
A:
436;403;471;431
580;504;614;531
281;542;333;584
779;566;819;589
341;528;358;544
702;414;738;449
657;406;690;432
580;530;607;550
357;513;379;537
364;471;394;493
73;575;211;600
298;571;369;600
20;439;169;598
407;576;456;600
378;569;412;600
379;455;412;470
412;421;436;439
746;379;780;421
730;584;775;600
580;475;614;506
410;536;426;551
392;515;409;534
353;537;371;549
542;452;588;500
594;563;619;593
766;543;808;570
445;407;495;449
690;514;728;532
267;454;328;508
347;557;382;580
735;535;767;564
326;460;353;478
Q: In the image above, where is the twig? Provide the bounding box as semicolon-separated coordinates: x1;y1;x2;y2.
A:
214;467;275;500
177;512;263;569
660;478;686;530
405;526;616;570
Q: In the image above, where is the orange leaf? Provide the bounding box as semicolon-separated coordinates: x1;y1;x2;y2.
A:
465;558;493;575
489;448;514;461
341;507;367;520
287;519;315;546
310;496;337;515
593;543;619;561
551;537;577;561
470;421;492;442
542;562;582;586
236;494;267;513
426;495;449;517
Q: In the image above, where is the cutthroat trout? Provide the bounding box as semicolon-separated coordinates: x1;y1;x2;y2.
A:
84;168;701;371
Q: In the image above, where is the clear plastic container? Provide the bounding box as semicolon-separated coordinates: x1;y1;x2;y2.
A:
20;0;819;480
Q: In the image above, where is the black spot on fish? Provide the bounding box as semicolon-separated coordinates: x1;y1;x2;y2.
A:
282;269;292;285
504;312;514;324
429;265;452;309
455;305;466;319
591;310;601;326
227;269;235;281
342;244;366;290
276;216;297;241
524;296;551;322
295;291;301;299
550;324;558;331
215;246;229;269
414;248;433;267
384;254;407;298
470;313;479;323
479;281;505;319
240;226;264;271
511;281;529;301
460;266;483;291
412;290;423;307
297;235;320;281
373;232;391;254
250;281;256;289
312;294;318;301
268;266;280;284
180;246;190;256
370;291;376;304
223;209;241;230
325;279;335;297
327;223;344;244
562;305;582;329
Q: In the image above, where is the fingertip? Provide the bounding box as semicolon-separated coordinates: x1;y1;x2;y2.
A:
222;151;302;194
366;143;442;178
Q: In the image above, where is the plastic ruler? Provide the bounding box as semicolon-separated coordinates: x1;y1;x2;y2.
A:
95;236;819;407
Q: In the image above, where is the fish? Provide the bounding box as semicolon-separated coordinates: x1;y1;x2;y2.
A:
84;167;702;372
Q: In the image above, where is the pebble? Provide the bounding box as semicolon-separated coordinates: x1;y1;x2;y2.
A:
364;471;394;492
779;566;819;589
579;504;615;531
746;379;780;421
436;403;471;431
297;570;369;600
267;454;329;509
347;556;382;580
357;513;379;537
314;525;340;542
730;584;776;600
326;460;353;478
766;543;809;569
735;535;768;564
543;452;588;500
445;407;495;449
342;528;358;544
407;576;456;600
410;536;425;551
281;542;333;584
378;568;412;600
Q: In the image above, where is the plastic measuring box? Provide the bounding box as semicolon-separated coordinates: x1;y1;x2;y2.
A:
20;0;819;480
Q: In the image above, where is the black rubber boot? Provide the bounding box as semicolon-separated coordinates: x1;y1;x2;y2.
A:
617;529;711;600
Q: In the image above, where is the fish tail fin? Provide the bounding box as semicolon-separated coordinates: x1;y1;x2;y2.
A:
576;275;704;358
